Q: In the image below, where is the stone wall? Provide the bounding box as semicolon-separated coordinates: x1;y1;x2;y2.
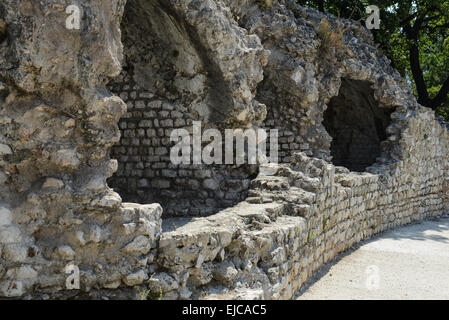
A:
154;104;448;299
107;67;256;216
104;0;265;217
0;0;447;300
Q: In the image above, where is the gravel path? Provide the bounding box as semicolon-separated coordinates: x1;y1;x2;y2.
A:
297;216;449;300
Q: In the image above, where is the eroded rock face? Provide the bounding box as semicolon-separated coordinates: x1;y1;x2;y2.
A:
106;0;266;216
117;0;268;127
0;0;447;299
0;0;164;297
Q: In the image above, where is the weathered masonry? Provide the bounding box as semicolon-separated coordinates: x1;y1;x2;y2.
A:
106;0;261;217
0;0;448;299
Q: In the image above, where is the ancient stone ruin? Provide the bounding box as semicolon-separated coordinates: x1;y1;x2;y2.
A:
0;0;448;299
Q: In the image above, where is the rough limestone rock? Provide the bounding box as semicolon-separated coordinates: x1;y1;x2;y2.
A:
0;0;448;299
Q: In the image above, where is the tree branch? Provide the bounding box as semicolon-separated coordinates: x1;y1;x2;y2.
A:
408;42;430;106
400;12;419;27
427;76;449;110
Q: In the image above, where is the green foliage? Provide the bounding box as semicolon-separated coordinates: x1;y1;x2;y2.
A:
137;278;164;300
322;215;329;231
136;287;152;300
296;0;449;121
306;229;316;244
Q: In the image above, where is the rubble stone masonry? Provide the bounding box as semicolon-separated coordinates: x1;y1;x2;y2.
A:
0;0;447;299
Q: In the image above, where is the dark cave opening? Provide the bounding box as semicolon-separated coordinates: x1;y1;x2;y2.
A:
323;78;393;172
